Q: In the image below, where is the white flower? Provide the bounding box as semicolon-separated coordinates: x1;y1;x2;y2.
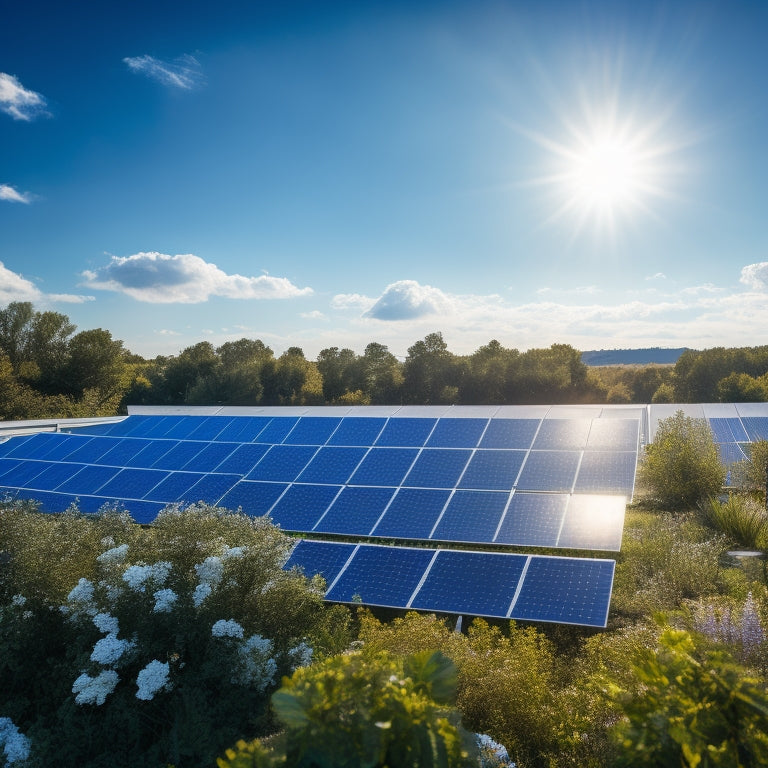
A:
122;561;172;592
222;546;246;559
152;588;178;613
211;619;244;639
194;556;224;586
136;660;171;701
234;634;276;691
72;670;119;705
10;594;26;607
476;734;513;766
288;641;313;668
67;577;95;604
192;582;212;608
0;717;31;765
90;633;135;666
97;543;129;564
100;536;115;548
93;612;119;635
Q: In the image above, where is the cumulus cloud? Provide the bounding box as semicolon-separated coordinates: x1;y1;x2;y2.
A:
81;252;312;303
123;54;204;90
0;73;49;121
300;310;328;321
740;262;768;291
363;280;453;320
330;293;376;312
0;184;32;204
0;261;92;304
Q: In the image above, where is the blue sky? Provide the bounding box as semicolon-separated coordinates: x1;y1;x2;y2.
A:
2;0;768;360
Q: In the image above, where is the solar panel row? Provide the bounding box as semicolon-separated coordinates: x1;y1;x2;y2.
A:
284;539;615;627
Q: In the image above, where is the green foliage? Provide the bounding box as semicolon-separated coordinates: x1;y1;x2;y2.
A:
610;627;768;767
639;411;725;509
218;651;475;768
730;439;768;502
612;510;728;618
699;494;768;550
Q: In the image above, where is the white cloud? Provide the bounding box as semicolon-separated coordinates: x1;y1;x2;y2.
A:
123;54;204;90
740;262;768;291
363;280;453;320
0;184;32;204
300;310;328;320
81;252;312;303
0;73;49;121
330;293;376;311
645;272;667;281
0;261;92;304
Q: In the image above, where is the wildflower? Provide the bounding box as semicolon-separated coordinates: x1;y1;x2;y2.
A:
136;660;172;701
152;588;178;613
0;717;31;765
194;555;224;587
72;670;119;705
67;577;95;605
91;633;135;666
93;612;119;635
222;546;246;559
741;591;766;658
211;619;245;639
476;733;514;767
234;634;276;691
122;561;172;592
289;641;313;668
192;582;212;607
10;594;25;607
97;543;129;564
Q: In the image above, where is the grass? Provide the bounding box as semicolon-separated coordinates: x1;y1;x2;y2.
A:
699;494;768;551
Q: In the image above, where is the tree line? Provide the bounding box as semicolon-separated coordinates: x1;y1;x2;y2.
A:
3;301;768;419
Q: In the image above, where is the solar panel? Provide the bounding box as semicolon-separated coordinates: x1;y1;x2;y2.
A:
94;438;146;466
403;449;472;488
284;539;356;585
313;486;395;535
151;441;207;470
244;445;318;482
218;480;288;516
494;492;568;547
532;419;591;450
375;418;436;447
585;419;639;451
22;461;80;491
458;449;525;491
181;473;241;505
478;419;539;449
283;416;342;445
516;450;580;492
180;441;239;472
370;488;450;539
574;451;636;495
143;472;206;502
327;417;386;446
214;417;271;443
256;418;299;444
268;484;341;531
347;447;419;486
124;440;177;468
99;468;168;499
426;418;488;448
296;446;368;485
742;416;768;441
57;465;121;495
185;416;234;441
557;495;625;551
215;443;270;474
430;490;509;543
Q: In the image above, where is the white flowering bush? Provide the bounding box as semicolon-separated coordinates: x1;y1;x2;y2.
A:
0;717;30;766
0;503;347;767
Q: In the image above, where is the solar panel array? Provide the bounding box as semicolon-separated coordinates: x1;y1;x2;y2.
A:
0;407;635;627
284;539;615;627
0;411;635;549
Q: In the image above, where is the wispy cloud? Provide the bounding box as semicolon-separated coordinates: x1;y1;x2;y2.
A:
81;252;312;303
300;310;328;321
0;184;33;204
123;54;204;90
0;261;92;304
0;73;49;121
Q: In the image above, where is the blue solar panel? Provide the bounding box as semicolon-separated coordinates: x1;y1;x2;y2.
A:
185;417;234;441
218;480;288;516
743;417;768;441
256;418;299;444
585;419;639;451
123;415;175;438
375;418;436;447
22;461;81;491
245;445;318;482
479;419;539;449
162;417;205;440
283;417;342;445
215;443;270;474
180;442;238;472
510;556;615;627
27;433;79;460
313;486;395;535
57;465;121;495
151;441;206;470
574;451;636;495
5;433;59;460
124;440;177;468
7;460;68;488
326;545;434;607
370;488;450;539
0;458;24;482
494;492;568;547
410;550;527;616
458;450;525;491
121;500;166;524
532;419;591;450
403;449;472;488
557;495;625;551
718;442;748;466
296;446;368;484
516;451;580;492
430;490;509;543
143;472;206;502
327;417;386;446
93;438;145;466
269;484;342;531
0;487;77;512
60;438;114;464
99;468;168;499
426;419;488;448
348;448;419;486
214;417;271;443
0;438;23;458
181;474;241;505
284;539;356;586
709;417;750;443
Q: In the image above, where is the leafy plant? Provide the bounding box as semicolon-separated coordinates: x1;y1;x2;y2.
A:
699;495;768;550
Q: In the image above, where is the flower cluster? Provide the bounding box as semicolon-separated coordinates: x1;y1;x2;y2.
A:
122;561;171;592
692;592;766;663
136;660;171;701
212;619;245;639
0;717;31;765
235;634;277;691
72;670;120;706
476;733;515;767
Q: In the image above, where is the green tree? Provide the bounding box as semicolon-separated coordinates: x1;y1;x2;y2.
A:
358;342;403;404
316;347;359;403
62;328;128;407
639;411;725;509
610;627;768;767
0;300;34;368
403;332;459;405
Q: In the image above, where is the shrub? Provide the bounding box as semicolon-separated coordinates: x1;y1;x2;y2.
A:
699;494;768;550
730;439;768;502
639;411;725;509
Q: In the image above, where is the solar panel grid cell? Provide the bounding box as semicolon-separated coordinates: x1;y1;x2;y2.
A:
296;446;368;485
313;485;395;535
180;442;239;472
143;472;206;502
327;417;387;446
22;461;81;491
370;487;450;539
151;441;207;470
268;484;342;531
99;468;169;499
403;448;472;488
516;450;580;492
244;444;318;482
574;451;636;495
218;480;288;516
57;465;121;495
430;489;509;543
215;443;270;474
478;419;540;449
181;473;242;505
557;495;625;551
494;492;568;546
458;449;525;491
375;418;437;447
425;418;488;448
256;418;299;444
532;419;591;450
282;417;342;445
283;539;356;586
124;440;178;468
348;447;420;486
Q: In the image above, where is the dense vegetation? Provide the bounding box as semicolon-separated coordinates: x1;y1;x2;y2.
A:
2;414;768;766
6;301;768;420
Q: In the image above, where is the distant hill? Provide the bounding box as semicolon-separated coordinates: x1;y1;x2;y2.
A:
581;348;687;366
